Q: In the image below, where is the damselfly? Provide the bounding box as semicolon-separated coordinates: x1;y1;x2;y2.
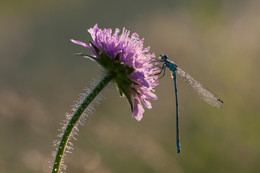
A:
157;55;223;153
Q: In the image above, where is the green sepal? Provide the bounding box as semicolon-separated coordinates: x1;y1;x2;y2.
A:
115;54;120;61
125;65;135;75
73;53;103;66
114;67;134;86
100;52;115;69
116;84;134;112
116;83;123;96
90;41;101;56
130;87;141;96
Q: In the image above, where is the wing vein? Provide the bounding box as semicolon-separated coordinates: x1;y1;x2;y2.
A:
176;67;223;108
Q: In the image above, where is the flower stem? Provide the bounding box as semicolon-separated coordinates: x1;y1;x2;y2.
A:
52;73;114;173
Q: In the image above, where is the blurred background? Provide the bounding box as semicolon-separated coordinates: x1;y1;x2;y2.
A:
1;0;260;172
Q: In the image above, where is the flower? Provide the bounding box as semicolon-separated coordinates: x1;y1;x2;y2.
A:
71;24;159;121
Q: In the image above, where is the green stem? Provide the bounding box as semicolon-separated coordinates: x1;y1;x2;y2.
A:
52;73;114;173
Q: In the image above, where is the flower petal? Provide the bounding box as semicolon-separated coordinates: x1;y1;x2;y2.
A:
71;39;87;47
129;70;150;88
141;97;152;109
132;97;145;121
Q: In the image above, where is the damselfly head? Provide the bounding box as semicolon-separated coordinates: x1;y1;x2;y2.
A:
159;54;168;61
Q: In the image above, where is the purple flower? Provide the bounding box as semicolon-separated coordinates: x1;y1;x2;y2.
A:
71;24;159;121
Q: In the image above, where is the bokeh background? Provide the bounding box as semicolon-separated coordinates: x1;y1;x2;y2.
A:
1;0;260;172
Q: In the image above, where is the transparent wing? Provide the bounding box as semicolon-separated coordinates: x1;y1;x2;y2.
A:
176;67;223;108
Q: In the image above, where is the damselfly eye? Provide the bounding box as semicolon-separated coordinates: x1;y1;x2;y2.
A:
159;54;168;61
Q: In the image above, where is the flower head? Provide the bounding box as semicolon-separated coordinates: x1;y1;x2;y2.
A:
71;24;159;121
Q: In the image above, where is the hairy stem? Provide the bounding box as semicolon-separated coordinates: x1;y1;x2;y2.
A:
52;73;114;173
